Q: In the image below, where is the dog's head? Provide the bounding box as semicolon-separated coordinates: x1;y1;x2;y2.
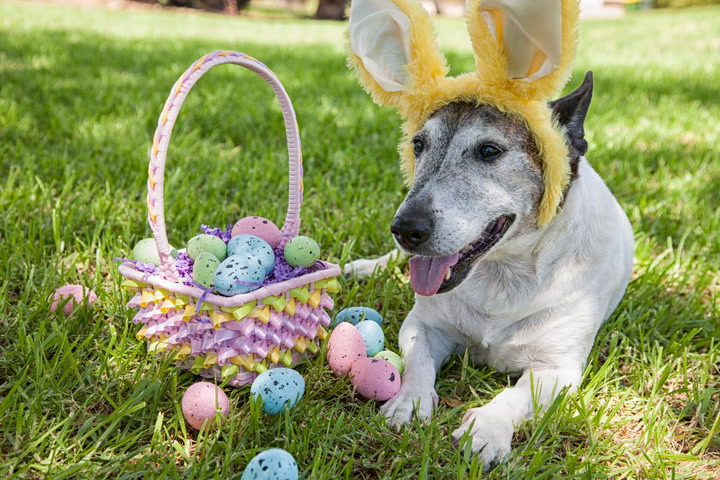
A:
393;73;594;296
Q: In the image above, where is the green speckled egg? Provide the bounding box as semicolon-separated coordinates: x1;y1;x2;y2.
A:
283;236;320;268
374;350;404;375
133;238;164;265
186;234;227;262
192;251;220;288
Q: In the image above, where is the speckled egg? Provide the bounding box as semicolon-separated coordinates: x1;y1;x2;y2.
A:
250;368;305;415
227;234;275;275
50;285;97;316
350;357;402;401
232;216;283;249
186;234;227;262
192;251;220;288
181;382;230;431
332;306;383;327
241;448;298;480
355;320;385;357
374;350;404;375
213;255;266;296
283;236;320;268
133;238;163;265
326;322;367;377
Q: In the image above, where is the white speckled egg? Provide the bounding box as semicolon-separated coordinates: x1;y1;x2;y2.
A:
241;448;298;480
355;320;385;357
326;322;367;377
227;234;275;275
374;350;404;375
350;357;401;401
186;234;227;262
250;368;305;415
192;251;220;288
332;306;383;327
213;255;266;296
181;382;229;431
283;236;320;268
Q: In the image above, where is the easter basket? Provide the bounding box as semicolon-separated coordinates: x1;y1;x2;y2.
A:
118;51;341;387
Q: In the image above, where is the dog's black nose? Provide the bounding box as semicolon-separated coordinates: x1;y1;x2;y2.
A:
391;215;433;248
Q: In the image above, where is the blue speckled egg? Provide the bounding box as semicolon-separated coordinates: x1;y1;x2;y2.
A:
355;320;385;356
250;368;305;415
227;234;276;275
241;448;298;480
213;255;266;296
332;306;383;327
186;234;227;262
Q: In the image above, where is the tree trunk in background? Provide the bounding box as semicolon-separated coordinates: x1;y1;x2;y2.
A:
315;0;346;20
224;0;238;14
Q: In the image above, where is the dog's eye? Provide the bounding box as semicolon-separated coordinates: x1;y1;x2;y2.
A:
475;144;502;161
413;138;424;157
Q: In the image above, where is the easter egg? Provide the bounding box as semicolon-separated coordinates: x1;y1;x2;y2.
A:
350;357;401;401
213;255;266;296
250;368;305;415
181;382;230;431
232;216;283;249
374;350;404;375
227;234;275;275
192;251;220;288
355;320;385;357
50;285;97;316
326;322;367;377
332;306;383;327
241;448;298;480
133;238;164;265
283;236;320;268
186;234;227;262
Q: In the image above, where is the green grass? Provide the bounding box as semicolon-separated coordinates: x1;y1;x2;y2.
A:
1;2;718;478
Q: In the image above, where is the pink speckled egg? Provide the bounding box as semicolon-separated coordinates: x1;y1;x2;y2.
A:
327;322;367;377
349;357;401;401
181;382;230;431
231;216;282;249
50;285;97;316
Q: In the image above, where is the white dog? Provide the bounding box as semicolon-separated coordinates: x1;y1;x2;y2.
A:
345;77;634;469
345;0;635;469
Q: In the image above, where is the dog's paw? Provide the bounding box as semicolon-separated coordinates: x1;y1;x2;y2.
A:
343;258;381;279
380;389;438;428
451;408;513;471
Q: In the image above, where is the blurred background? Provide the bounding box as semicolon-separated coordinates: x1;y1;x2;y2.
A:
31;0;720;21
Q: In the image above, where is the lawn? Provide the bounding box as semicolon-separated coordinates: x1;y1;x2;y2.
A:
0;1;718;478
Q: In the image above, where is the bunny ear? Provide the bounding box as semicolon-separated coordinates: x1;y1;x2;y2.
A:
467;0;579;99
348;0;449;108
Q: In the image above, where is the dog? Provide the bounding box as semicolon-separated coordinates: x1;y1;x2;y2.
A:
344;72;634;469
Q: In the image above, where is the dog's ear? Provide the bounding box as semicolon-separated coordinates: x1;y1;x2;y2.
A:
549;71;593;158
348;0;448;107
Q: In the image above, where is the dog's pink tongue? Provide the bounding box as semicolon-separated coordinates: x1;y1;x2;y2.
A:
409;253;460;296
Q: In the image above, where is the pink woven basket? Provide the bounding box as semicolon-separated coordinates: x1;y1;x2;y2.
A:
118;51;341;386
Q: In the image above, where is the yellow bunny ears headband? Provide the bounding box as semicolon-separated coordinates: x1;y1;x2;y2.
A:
348;0;581;227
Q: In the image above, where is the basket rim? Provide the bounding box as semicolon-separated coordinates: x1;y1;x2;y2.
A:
118;261;340;308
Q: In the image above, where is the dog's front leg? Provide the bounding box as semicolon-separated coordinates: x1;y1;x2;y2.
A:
451;366;581;470
380;311;456;427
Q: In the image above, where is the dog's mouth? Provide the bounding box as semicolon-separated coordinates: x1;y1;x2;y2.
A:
408;214;515;296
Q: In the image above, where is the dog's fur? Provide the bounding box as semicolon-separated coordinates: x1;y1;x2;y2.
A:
345;73;634;469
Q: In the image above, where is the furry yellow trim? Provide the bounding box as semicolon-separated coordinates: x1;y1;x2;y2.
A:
348;0;580;226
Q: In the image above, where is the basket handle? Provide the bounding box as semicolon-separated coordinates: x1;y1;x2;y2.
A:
146;51;304;282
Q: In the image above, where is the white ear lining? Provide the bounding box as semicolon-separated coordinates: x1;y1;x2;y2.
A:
349;0;412;92
481;0;562;82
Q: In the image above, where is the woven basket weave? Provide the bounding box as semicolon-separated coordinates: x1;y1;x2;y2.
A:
118;51;341;386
